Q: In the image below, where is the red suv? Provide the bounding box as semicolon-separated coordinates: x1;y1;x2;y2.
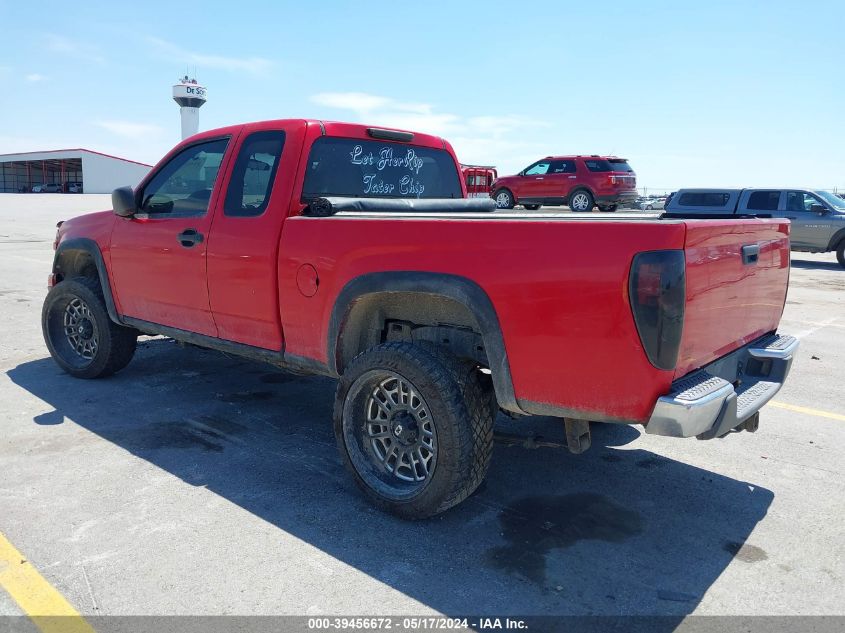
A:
491;155;637;212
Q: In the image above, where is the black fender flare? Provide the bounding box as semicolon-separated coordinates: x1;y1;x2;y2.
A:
53;238;121;324
827;227;845;251
327;271;524;415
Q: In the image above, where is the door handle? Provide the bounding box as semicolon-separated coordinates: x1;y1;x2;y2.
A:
535;177;544;180
741;244;760;265
177;228;204;248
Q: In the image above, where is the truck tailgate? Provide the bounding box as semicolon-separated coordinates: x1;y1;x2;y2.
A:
675;219;791;379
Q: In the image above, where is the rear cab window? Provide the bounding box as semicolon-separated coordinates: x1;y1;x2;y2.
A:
302;137;462;200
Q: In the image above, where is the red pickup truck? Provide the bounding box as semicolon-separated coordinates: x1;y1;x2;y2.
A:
42;119;798;518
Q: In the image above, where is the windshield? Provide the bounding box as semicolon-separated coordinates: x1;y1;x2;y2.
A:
814;190;845;211
302;137;462;200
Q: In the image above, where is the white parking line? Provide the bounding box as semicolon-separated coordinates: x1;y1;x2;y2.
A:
785;316;840;339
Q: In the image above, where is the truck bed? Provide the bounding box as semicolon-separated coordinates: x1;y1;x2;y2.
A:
278;212;790;424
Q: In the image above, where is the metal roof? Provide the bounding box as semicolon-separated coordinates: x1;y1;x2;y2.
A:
0;148;152;167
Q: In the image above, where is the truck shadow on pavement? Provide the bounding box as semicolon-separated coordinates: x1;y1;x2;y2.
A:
8;338;774;623
789;258;843;271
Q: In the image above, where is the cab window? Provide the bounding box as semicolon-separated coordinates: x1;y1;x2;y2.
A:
746;190;780;211
786;191;819;213
524;161;551;176
224;131;286;217
139;138;229;217
549;160;576;174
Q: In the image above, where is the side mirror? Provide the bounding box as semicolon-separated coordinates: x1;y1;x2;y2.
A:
810;203;827;215
112;186;137;217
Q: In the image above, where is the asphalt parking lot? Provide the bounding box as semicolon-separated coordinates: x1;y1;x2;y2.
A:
0;194;843;623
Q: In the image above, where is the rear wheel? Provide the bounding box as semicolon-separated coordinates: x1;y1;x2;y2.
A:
494;189;515;209
523;204;541;211
334;342;495;519
569;190;594;212
42;277;137;378
837;240;845;268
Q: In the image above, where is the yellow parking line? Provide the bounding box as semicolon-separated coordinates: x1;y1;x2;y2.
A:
769;401;845;422
0;531;95;633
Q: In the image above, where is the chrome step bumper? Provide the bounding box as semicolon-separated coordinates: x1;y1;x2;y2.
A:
646;334;798;439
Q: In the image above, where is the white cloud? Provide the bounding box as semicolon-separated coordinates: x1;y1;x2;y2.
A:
0;135;61;153
147;37;272;75
44;34;106;64
309;92;549;172
25;73;46;82
311;92;393;112
94;120;164;140
310;92;458;135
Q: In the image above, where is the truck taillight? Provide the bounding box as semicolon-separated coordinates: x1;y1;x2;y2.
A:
629;250;686;371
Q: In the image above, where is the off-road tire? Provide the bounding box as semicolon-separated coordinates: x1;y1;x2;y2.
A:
523;204;541;211
837;240;845;268
493;189;515;209
569;190;594;212
42;276;137;379
334;342;495;519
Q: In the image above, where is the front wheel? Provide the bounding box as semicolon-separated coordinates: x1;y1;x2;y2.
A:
334;342;494;519
569;190;594;212
42;277;138;378
493;189;515;209
837;241;845;268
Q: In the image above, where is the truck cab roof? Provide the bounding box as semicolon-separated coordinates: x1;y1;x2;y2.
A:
183;119;452;152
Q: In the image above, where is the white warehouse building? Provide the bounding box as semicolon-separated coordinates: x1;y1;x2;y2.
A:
0;149;152;194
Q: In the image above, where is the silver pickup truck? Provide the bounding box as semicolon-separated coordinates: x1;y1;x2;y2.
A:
665;188;845;268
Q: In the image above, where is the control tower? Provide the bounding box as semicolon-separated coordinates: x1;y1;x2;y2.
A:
172;75;207;140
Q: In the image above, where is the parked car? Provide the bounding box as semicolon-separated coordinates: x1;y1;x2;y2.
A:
66;182;83;193
639;197;665;210
665;188;845;267
491;155;638;212
461;164;497;199
33;183;63;193
43;119;797;518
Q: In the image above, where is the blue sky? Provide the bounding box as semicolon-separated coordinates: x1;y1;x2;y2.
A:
1;0;843;192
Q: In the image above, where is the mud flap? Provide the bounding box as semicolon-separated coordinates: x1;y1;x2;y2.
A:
564;418;591;454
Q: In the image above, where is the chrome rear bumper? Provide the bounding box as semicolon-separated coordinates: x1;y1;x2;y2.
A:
646;334;798;439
